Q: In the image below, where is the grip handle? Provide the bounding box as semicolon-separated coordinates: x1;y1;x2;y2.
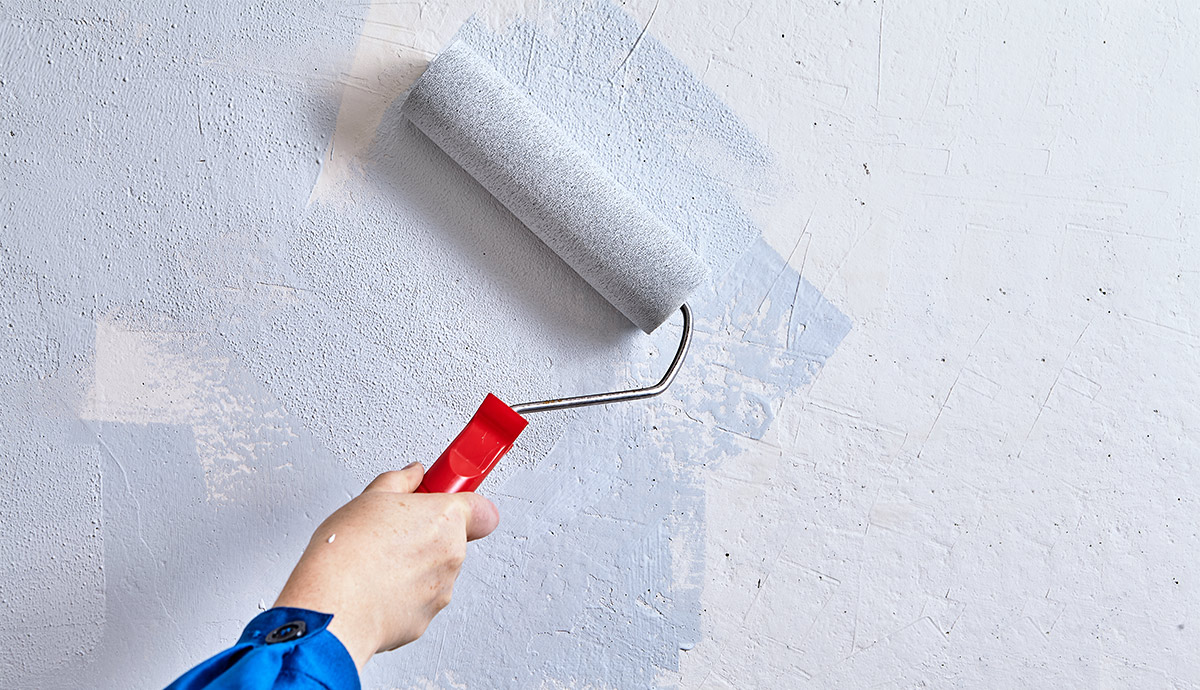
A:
416;394;528;493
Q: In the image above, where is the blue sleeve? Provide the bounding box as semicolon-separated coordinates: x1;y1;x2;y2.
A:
166;607;360;690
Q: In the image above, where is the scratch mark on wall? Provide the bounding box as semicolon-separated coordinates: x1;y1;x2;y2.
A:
611;0;660;79
917;320;991;459
1017;317;1094;458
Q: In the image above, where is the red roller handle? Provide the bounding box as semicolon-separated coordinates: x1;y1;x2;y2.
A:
416;393;529;493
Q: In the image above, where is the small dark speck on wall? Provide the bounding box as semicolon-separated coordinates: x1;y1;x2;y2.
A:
863;163;870;175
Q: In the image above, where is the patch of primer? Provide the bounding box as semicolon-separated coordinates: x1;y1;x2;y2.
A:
681;237;853;448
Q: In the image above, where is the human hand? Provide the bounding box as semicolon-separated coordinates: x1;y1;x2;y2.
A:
273;462;499;668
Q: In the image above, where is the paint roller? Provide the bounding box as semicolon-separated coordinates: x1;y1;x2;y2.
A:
403;41;707;494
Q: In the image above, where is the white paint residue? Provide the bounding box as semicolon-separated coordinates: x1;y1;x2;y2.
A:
327;533;336;544
83;317;298;502
308;0;549;204
85;319;208;424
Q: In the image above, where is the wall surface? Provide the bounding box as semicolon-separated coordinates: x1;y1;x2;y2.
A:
1;0;1197;687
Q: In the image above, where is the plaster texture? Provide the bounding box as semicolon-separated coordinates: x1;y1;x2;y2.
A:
1;0;1198;688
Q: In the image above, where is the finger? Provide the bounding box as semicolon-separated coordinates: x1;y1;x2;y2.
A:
363;462;424;494
457;493;500;541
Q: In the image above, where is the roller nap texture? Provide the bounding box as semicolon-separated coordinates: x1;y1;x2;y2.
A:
402;41;708;334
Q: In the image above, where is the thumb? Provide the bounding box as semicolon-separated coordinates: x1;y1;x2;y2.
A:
457;493;500;542
363;462;425;494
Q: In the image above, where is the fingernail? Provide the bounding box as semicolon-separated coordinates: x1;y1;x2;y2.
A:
403;461;421;470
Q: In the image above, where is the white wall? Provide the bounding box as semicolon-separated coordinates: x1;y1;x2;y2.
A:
1;0;1196;687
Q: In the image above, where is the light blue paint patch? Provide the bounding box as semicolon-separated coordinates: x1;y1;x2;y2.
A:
378;240;851;688
682;237;854;447
368;401;709;688
358;4;851;684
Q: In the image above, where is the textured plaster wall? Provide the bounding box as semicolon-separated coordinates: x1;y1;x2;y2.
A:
2;0;1198;688
1;0;844;686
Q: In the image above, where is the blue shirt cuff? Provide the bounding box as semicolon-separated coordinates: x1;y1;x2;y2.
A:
166;607;360;689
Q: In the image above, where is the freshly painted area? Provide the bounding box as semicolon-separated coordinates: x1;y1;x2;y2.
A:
2;1;1197;688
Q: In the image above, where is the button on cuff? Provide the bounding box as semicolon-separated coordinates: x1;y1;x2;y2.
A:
237;607;335;648
265;619;307;644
